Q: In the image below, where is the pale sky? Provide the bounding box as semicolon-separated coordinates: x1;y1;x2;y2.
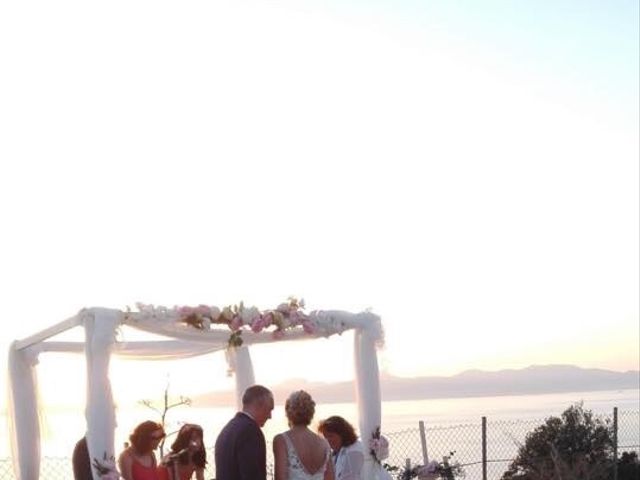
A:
0;0;638;408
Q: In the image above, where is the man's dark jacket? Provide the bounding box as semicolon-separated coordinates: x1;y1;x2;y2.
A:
214;412;266;480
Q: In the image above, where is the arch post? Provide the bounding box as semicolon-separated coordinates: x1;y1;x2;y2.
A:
226;345;256;410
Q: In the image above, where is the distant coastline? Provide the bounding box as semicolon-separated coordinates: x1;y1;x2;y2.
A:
192;364;640;406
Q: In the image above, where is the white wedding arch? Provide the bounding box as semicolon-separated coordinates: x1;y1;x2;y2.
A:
8;303;386;480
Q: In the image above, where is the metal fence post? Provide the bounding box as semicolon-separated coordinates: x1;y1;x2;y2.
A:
482;416;487;480
419;420;429;464
613;406;618;480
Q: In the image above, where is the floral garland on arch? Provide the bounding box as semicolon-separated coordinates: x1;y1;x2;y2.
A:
133;298;318;347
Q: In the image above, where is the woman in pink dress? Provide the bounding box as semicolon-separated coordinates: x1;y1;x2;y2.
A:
118;421;166;480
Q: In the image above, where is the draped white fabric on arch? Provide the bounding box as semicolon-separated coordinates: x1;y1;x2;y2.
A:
7;304;386;480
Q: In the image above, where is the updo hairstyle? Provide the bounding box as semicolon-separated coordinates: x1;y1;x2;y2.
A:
285;390;316;426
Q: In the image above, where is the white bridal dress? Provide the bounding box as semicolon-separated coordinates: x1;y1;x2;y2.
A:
283;432;331;480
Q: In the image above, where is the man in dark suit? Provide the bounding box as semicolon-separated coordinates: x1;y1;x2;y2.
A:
214;385;274;480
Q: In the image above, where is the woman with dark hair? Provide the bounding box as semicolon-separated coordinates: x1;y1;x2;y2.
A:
118;421;166;480
318;416;364;480
158;424;206;480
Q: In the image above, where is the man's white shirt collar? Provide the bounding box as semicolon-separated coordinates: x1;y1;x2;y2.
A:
241;411;256;422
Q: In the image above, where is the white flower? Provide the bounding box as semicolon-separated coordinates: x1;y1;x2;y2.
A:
424;461;440;473
369;435;389;461
240;306;260;325
209;306;221;320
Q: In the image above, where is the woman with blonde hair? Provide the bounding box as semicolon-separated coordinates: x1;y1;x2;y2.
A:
273;390;335;480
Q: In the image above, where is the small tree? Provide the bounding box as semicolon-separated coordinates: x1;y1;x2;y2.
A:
139;378;191;457
501;403;614;480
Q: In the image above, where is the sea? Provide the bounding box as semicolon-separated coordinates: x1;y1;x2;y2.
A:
1;388;638;459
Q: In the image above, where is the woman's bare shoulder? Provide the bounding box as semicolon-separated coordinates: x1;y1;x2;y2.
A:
119;448;134;461
272;432;287;450
314;431;330;448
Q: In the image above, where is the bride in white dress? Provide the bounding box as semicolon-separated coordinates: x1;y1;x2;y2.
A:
273;391;335;480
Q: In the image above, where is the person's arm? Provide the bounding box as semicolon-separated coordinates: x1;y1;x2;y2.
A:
273;434;289;480
195;467;205;480
324;453;335;480
118;450;134;480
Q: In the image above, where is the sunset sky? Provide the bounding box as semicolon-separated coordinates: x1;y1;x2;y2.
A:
0;0;638;410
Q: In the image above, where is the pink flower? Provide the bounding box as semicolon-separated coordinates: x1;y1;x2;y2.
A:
195;304;210;315
251;317;266;333
230;315;243;331
288;310;301;325
302;320;316;334
178;306;194;316
272;330;285;340
261;312;274;327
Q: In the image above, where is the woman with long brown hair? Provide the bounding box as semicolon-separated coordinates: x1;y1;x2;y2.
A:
158;424;206;480
118;421;166;480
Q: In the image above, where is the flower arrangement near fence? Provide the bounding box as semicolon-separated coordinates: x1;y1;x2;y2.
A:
384;452;464;480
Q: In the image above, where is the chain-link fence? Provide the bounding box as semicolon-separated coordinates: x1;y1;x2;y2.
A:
384;408;639;480
618;410;640;452
2;409;638;479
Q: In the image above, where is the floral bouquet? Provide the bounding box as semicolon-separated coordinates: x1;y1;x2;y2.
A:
415;460;448;480
92;453;120;480
387;453;464;480
370;426;390;464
